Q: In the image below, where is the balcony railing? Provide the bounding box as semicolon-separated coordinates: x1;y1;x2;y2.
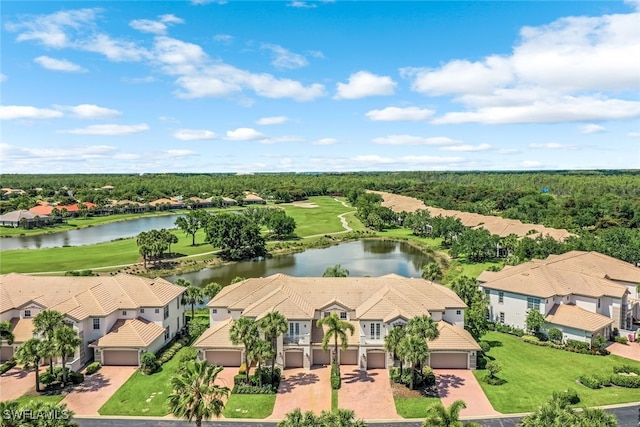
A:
284;334;310;345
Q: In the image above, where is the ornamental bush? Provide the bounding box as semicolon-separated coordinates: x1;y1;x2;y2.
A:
615;336;629;345
610;374;640;388
0;359;17;375
330;363;341;389
140;352;159;375
548;328;562;343
85;362;101;375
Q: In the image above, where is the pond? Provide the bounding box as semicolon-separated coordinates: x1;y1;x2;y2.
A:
0;214;183;250
164;239;435;287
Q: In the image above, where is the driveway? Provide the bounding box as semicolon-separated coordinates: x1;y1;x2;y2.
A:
339;367;400;420
607;342;640;362
268;366;331;419
61;366;136;416
434;369;499;417
0;367;35;401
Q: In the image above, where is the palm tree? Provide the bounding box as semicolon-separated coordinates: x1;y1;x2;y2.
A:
316;313;355;364
53;325;82;385
182;286;205;322
258;311;288;385
33;309;64;373
167;360;230;427
421;262;443;281
422;399;468;427
579;407;618;427
248;339;274;386
399;335;429;390
203;282;222;301
322;264;349;277
229;317;260;382
320;408;367;427
384;326;406;373
16;338;50;392
407;315;440;341
277;408;318;427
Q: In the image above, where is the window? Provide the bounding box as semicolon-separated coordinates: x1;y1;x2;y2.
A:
484;288;490;297
527;297;541;311
155;308;160;314
177;300;180;309
164;327;170;341
140;308;145;314
122;311;127;316
340;311;347;320
93;318;100;330
499;312;505;324
370;323;381;340
498;292;504;304
212;308;217;314
597;299;601;308
456;310;462;315
324;311;330;318
289;322;300;338
164;306;169;320
24;310;31;318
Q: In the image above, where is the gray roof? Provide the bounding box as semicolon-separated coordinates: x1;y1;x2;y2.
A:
0;210;49;222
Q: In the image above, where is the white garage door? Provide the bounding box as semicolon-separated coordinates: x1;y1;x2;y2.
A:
313;349;331;366
340;349;358;365
285;351;304;368
429;352;468;369
102;350;139;366
206;351;242;367
367;352;386;369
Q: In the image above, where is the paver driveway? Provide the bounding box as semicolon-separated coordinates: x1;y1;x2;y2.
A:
0;367;35;401
607;342;640;362
269;366;331;419
434;369;499;417
339;367;400;420
61;366;136;416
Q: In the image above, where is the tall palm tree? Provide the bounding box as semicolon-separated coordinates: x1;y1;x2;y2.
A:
421;262;443;282
258;311;288;384
182;286;205;322
203;282;222;301
422;400;468;427
33;309;64;373
248;339;274;386
322;264;349;277
276;408;318;427
316;313;355;364
407;315;440;341
399;335;429;390
16;338;50;392
53;325;82;385
229;317;260;382
384;326;406;373
167;360;230;427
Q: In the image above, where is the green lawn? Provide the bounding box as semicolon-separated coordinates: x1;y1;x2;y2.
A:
475;331;640;413
375;228;443;250
444;259;502;283
222;394;276;418
279;196;356;236
394;396;440;418
14;394;65;406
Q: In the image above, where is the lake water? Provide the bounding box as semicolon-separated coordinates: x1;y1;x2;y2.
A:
0;214;183;250
164;240;434;287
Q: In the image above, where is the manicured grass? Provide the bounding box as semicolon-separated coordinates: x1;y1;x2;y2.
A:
394;396;440;418
14;394;65;406
445;259;502;282
475;331;640;413
99;347;194;416
279;197;356;236
222;394;276;419
375;228;443;250
331;389;338;411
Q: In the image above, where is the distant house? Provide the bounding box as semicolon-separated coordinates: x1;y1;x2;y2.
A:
478;251;640;344
0;210;51;228
29;202;96;217
149;198;184;210
108;200;148;213
101;185;114;191
242;192;266;205
187;197;212;209
221;197;238;206
1;188;26;196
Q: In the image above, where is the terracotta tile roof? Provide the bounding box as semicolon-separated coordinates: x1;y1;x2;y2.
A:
0;210;49;222
193;318;241;349
243;193;265;202
29;203;96;216
0;274;185;320
94;318;165;348
9;318;35;344
478;251;631;299
428;321;481;351
545;304;614;332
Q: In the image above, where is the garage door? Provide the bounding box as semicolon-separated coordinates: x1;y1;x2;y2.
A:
206;350;241;367
340;349;358;365
367;352;386;369
102;350;139;366
429;352;468;369
313;349;331;366
0;346;13;363
285;351;303;368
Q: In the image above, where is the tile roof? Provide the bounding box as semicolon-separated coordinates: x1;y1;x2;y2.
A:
0;273;185;321
545;304;614;332
428;321;481;351
9;318;35;343
193;317;242;349
0;210;49;222
94;318;166;348
478;251;632;299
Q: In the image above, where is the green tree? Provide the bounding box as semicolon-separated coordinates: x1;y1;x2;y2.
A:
258;311;288;385
53;325;82;385
399;335;429;390
548;328;562;343
486;361;501;379
167;361;230;427
0;321;15;347
205;213;267;261
421;262;443;281
316;313;355;364
519;393;617;427
203;282;222;301
450;276;489;341
248;339;274;385
525;309;545;334
175;210;208;246
322;264;350;277
3;400;78;427
407;209;433;237
33;309;64;374
16;338;50;392
182;286;205;322
407;315;440;341
277;408;366;427
267;210;296;239
422;400;473;427
277;408;319;427
231;276;246;284
384;326;406;373
229;317;260;382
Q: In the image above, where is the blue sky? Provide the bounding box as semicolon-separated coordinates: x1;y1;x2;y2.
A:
1;0;639;173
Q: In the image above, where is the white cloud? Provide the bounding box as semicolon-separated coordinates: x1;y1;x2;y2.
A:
213;34;233;44
628;131;640;137
173;129;216;140
579;123;605;134
288;1;317;8
59;123;149;135
54;104;122;119
521;160;542;168
261;44;308;69
0;106;63;120
365;106;434;121
165;149;196;157
440;143;492;152
351;154;465;165
81;34;149;62
34;56;86;72
529;142;578;150
334;71;396;99
225;127;265;141
372;135;461;146
256;116;288;125
1;142;116;160
6;8;99;48
313;138;337;145
260;136;304;144
159;14;184;24
130;19;167;34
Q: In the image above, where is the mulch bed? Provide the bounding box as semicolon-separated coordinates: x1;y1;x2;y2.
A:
390;381;439;398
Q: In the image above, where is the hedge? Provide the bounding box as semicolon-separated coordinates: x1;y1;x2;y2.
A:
0;359;17;375
233;384;276;394
613;365;640;375
331;363;341;390
85;362;101;375
610;374;640;388
579;375;605;389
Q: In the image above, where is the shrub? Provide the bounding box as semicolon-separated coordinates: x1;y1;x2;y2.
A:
479;341;490;354
566;340;590;351
389;366;401;383
553;388;580;405
140;353;159;375
233;384;275;394
484;375;506;386
610;374;640;388
234;374;248;386
593;334;607;352
486;361;502;379
85;362;101;375
0;359;17;375
494;323;525;337
548;328;562;343
400;370;413;387
239;363;247;376
579;375;602;389
522;335;540;344
69;371;84;385
614;336;628;345
613;365;640;375
178;348;198;364
330;363;341;390
40;372;56;385
420;366;436;387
